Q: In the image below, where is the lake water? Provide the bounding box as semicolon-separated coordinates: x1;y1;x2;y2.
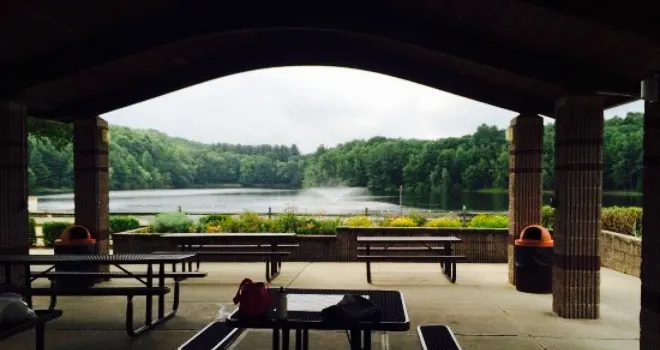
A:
34;187;642;214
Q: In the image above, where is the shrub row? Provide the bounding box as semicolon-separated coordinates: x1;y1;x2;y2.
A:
32;205;644;246
540;205;642;237
35;216;141;247
29;218;36;246
601;207;642;236
152;206;645;236
41;221;71;247
149;211;510;234
151;211;341;235
110;216;141;233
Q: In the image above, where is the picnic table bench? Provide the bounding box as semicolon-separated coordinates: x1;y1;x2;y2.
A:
178;320;244;350
0;253;203;337
0;309;63;350
159;233;299;282
28;270;206;310
417;325;463;350
0;284;62;350
356;236;465;283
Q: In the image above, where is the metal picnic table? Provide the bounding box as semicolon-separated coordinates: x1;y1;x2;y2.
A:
225;287;410;350
0;253;198;336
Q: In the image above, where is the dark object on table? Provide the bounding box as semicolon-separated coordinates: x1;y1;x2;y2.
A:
514;225;554;294
53;225;97;288
232;278;272;319
0;309;62;350
321;294;382;325
1;283;63;350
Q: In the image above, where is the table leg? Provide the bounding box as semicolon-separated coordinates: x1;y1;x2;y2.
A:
146;264;153;325
295;329;308;350
24;263;33;308
282;328;290;349
303;329;309;350
350;330;362;350
4;264;10;284
187;244;193;271
270;243;277;277
366;244;372;284
364;330;372;350
35;319;45;350
443;243;451;275
158;263;165;319
272;328;280;350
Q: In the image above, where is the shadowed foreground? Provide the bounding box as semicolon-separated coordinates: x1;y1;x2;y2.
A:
0;263;639;350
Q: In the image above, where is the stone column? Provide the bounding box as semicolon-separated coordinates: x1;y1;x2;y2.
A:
0;100;28;286
641;99;660;349
507;114;544;285
552;96;603;319
74;117;110;269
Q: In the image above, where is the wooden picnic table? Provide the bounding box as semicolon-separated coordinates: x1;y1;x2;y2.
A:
161;233;297;238
356;236;465;283
160;233;298;281
0;253;200;337
357;236;462;243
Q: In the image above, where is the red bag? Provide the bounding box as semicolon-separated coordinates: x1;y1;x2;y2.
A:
232;278;272;318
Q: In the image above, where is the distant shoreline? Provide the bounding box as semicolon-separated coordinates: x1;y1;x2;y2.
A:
29;183;301;196
470;188;642;196
31;186;643;197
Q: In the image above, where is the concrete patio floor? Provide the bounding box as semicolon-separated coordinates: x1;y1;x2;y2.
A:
0;262;640;350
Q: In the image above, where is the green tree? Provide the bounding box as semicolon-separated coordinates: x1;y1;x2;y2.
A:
26;114;644;196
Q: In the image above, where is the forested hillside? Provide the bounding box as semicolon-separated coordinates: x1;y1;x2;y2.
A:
27;112;643;194
29;125;303;192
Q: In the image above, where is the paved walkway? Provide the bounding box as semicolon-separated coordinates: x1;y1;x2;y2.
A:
1;263;640;350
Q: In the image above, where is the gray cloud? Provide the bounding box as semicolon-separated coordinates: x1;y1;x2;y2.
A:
102;66;642;154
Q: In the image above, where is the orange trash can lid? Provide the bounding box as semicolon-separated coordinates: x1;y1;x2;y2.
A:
55;225;96;246
514;225;553;247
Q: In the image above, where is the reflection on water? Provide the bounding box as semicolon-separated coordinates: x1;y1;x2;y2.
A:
35;187;642;213
36;187;401;214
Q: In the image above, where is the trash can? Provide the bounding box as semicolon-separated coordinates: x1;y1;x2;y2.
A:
54;225;97;288
514;225;553;294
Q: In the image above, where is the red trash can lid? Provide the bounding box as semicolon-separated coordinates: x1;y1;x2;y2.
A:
55;225;96;246
515;225;553;247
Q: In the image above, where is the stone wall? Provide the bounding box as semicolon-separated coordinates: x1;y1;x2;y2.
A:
111;227;642;277
112;227;509;263
600;229;641;277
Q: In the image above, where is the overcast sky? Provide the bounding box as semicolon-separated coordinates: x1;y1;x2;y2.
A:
102;66;643;154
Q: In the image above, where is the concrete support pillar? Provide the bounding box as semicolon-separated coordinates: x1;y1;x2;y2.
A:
641;99;660;349
0;100;28;286
74;117;110;269
507;114;544;285
552;96;603;319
